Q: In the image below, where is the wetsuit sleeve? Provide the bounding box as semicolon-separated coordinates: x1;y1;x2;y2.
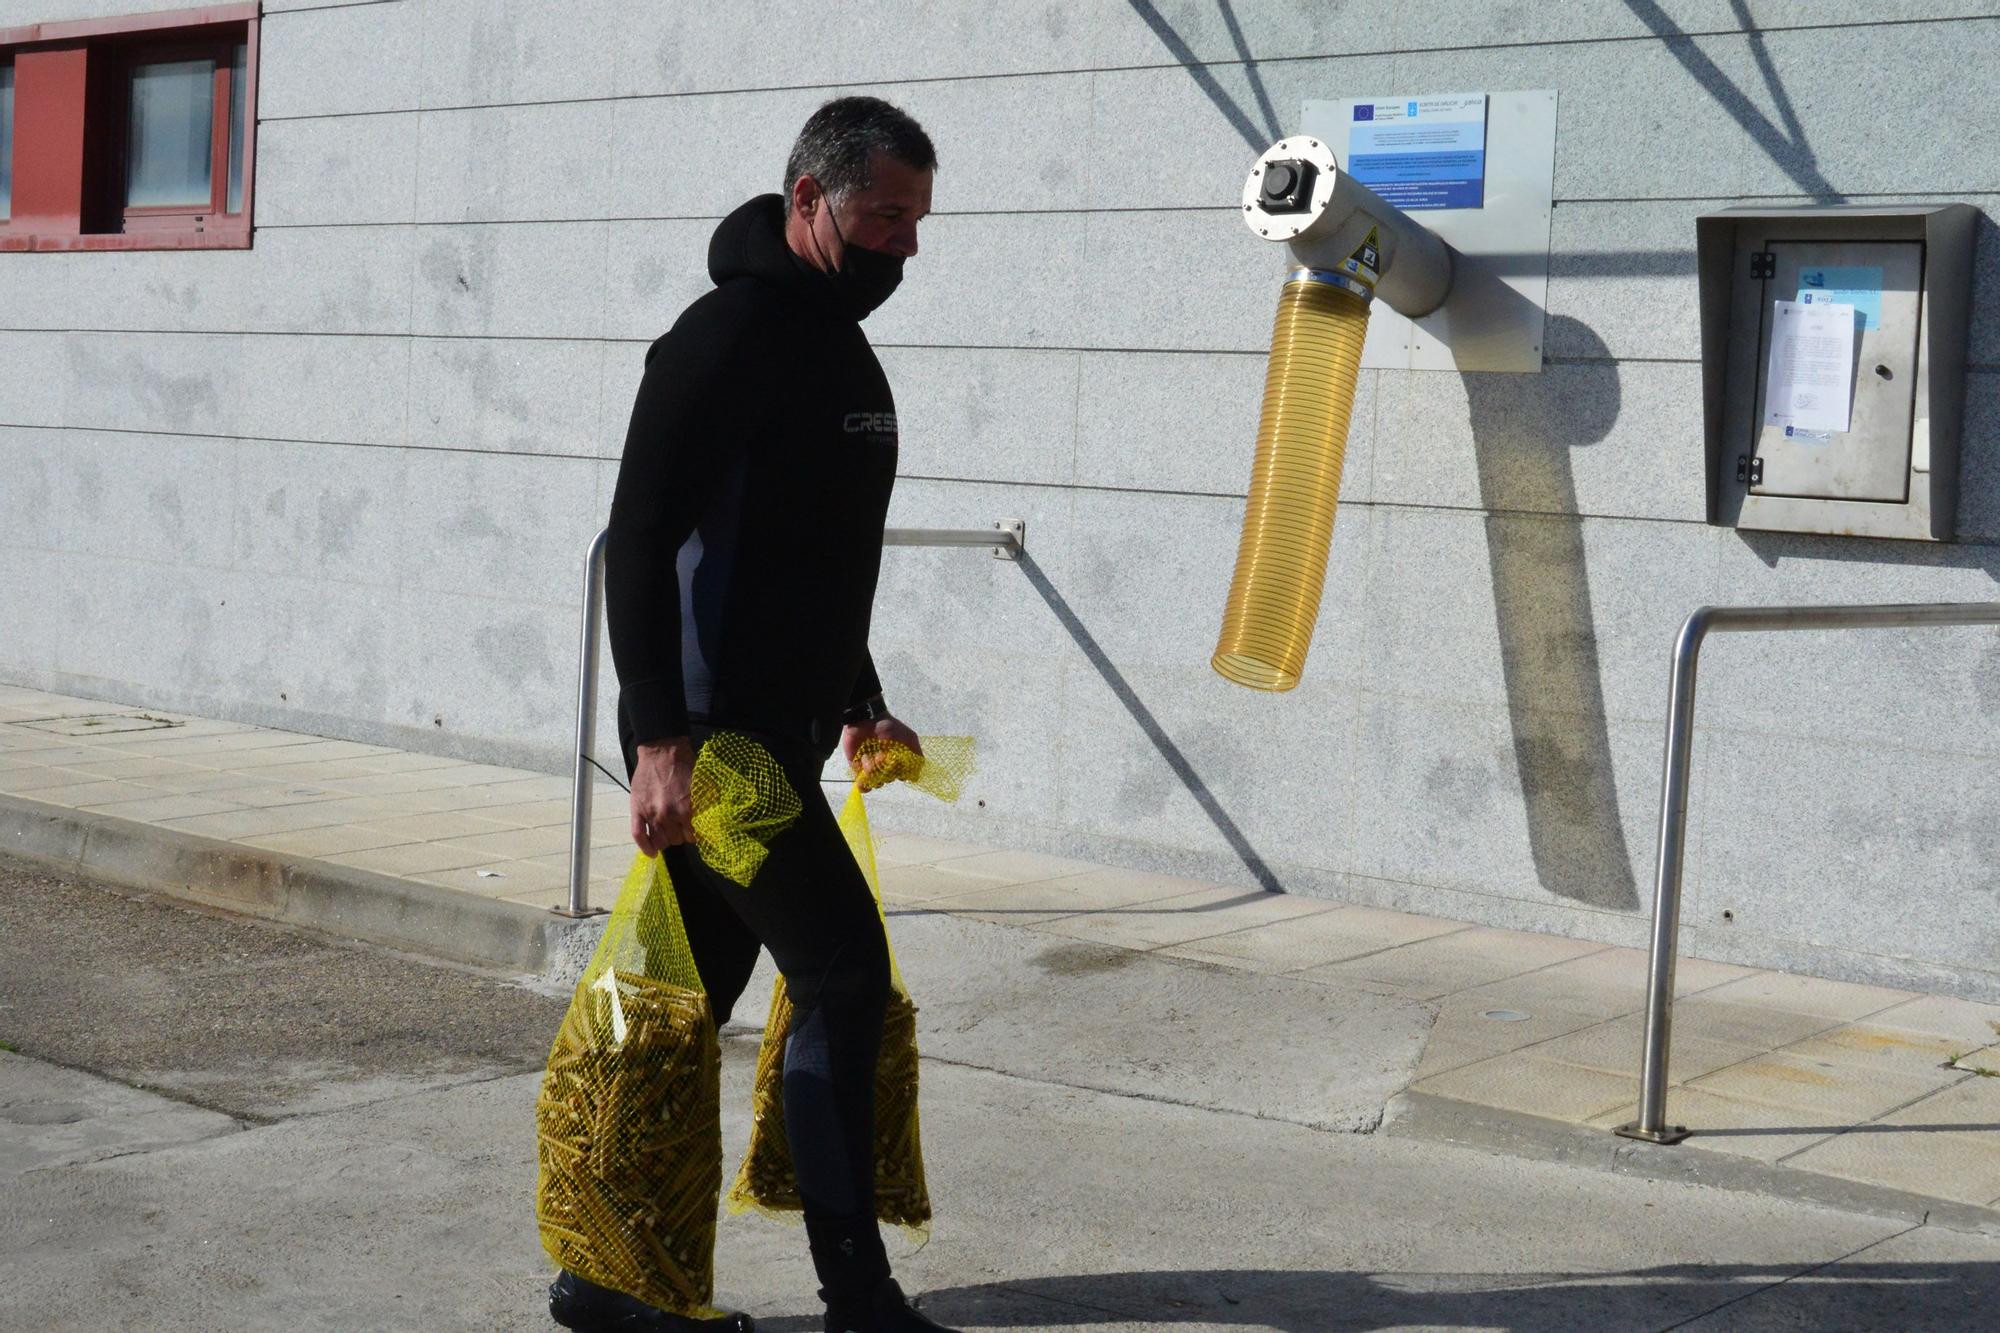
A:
846;651;884;712
605;332;744;746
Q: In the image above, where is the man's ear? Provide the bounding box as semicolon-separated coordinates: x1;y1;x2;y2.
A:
791;173;822;221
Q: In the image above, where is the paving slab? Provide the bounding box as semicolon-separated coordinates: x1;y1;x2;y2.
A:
1689;1052;1962;1121
1026;885;1289;951
1782;1127;2000;1207
892;912;1434;1133
1412;1053;1641;1123
1299;927;1610;999
1587;1088;1846;1164
1162;905;1470;974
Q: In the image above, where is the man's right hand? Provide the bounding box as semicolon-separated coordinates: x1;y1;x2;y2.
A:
630;737;697;856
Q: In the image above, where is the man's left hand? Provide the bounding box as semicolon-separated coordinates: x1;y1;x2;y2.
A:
842;712;923;788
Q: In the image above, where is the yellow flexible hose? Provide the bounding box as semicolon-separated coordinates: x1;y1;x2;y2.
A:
1212;275;1372;691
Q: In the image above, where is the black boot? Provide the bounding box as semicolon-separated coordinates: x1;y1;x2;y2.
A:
548;1269;755;1332
821;1278;959;1333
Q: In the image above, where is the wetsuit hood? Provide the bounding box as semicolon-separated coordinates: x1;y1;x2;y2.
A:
707;193;846;314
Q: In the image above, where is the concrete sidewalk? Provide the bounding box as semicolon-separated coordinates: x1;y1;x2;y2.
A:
4;684;2000;1226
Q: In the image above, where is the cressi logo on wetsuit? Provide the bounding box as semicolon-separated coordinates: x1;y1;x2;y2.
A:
843;411;897;436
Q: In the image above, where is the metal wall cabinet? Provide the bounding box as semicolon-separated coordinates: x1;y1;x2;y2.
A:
1697;204;1980;541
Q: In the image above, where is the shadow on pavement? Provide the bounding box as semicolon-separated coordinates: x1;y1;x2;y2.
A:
754;1260;2000;1330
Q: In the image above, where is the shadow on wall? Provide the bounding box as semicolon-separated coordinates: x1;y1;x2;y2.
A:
1464;314;1639;911
1623;0;1847;202
1123;0;1281;155
751;1262;2000;1332
1013;549;1286;895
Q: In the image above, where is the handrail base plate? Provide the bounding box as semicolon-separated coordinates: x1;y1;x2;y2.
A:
1614;1121;1691;1145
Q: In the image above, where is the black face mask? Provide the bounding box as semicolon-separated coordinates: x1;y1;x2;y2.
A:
812;204;904;321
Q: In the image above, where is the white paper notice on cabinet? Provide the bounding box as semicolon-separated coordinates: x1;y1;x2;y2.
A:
1763;298;1856;434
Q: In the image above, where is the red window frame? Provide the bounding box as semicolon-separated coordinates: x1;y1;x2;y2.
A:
0;4;258;253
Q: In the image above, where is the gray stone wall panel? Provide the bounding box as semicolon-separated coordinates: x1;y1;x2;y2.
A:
1360;508;1722;725
605;89;817;221
395;449;600;608
61;332;244;438
1685;726;2000;987
868;213;1090;349
418;102;616;224
601;220;718;343
879;478;1080;665
1087;0;1404;68
0;546;61;677
231;438;409;589
259;1;422;121
0;0;241;23
1385;19;2000;202
1072;350;1327;499
1082;54;1392;211
1952;372;2000;540
50;429;237;571
388;586;572;745
1054;658;1362;875
1348;692;1664;916
1069;208;1278;352
612;0;1093;97
235;334;410;447
1373;362;1709;524
415;0;625;109
877;346;1081;487
0;331;66;426
1698;532;2000;757
411;222;609;339
0;426;59;551
254;113;421;229
1060;486;1371;682
411;336;603;457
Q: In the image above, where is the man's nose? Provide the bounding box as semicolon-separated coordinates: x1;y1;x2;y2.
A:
890;223;919;258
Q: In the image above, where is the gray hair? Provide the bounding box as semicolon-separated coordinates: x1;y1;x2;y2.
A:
782;96;937;214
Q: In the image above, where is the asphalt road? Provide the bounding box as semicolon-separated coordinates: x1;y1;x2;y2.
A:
4;856;2000;1331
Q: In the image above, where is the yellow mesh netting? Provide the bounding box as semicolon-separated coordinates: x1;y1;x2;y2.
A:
727;736;976;1236
689;731;803;886
536;852;724;1318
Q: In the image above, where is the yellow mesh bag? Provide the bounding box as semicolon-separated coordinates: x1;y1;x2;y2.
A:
689;731;803;887
727;736;976;1236
536;852;723;1317
536;733;800;1312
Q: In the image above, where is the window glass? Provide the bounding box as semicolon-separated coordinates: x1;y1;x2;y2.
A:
226;43;246;214
126;59;215;209
1;64;14;219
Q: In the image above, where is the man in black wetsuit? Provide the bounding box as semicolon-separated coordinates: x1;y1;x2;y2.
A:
549;99;956;1333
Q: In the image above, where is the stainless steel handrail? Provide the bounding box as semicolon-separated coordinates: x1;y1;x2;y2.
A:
1615;601;2000;1144
556;520;1026;918
555;528;613;918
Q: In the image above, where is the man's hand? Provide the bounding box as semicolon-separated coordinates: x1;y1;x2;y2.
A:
842;713;923;789
630;737;697;856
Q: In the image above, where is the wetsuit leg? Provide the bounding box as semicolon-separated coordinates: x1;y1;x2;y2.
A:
674;736;894;1296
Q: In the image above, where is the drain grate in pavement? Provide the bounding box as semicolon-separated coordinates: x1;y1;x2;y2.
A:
13;714;185;737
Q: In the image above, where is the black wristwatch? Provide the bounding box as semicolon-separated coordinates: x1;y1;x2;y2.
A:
842;696;890;726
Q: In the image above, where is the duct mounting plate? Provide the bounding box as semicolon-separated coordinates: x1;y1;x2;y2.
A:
1302;89;1557;373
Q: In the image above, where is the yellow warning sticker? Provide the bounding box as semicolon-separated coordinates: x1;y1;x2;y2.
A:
1341;225;1382;286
